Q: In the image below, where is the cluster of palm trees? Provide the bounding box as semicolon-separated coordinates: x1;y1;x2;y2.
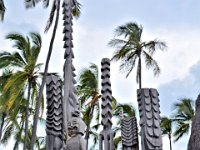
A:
0;32;45;149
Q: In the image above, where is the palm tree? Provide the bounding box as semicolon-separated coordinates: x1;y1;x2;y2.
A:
161;117;173;150
0;0;5;21
77;63;101;150
0;32;43;149
29;1;81;149
172;98;194;142
108;22;167;89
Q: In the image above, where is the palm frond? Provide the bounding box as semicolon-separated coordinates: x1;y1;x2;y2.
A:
44;0;57;32
29;32;42;48
113;136;122;149
1;123;14;145
172;98;194;142
173;121;190;142
142;50;161;76
160;116;172;135
0;51;25;69
25;0;49;8
72;0;81;18
115;22;142;41
6;33;31;64
143;39;167;55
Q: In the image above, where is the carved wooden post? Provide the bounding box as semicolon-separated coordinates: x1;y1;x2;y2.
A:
99;58;113;150
62;0;75;134
62;0;86;149
121;117;139;150
46;74;63;150
137;88;162;150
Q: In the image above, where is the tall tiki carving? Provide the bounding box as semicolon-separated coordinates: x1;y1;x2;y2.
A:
62;0;86;149
46;74;63;150
137;88;162;150
99;58;113;150
121;117;139;150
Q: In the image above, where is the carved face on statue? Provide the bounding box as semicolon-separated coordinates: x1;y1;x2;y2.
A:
68;117;86;137
65;118;86;150
68;126;78;137
68;118;79;137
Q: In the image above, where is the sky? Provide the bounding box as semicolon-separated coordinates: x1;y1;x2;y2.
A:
1;0;200;149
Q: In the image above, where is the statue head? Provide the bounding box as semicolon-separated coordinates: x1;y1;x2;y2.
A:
68;117;86;137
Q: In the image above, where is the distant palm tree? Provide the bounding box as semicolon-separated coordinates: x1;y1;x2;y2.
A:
172;98;194;142
109;22;167;89
77;63;101;150
0;32;43;149
0;0;5;21
161;117;173;150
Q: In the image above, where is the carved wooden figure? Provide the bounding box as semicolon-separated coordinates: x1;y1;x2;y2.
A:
99;58;114;150
137;88;162;150
62;0;86;149
121;117;139;150
46;74;63;150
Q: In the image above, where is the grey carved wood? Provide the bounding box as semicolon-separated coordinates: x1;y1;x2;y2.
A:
188;94;200;150
46;74;63;150
137;88;162;150
62;0;86;149
99;58;113;150
121;117;139;150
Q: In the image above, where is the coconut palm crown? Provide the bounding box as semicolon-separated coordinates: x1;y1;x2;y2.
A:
172;98;194;142
109;22;167;89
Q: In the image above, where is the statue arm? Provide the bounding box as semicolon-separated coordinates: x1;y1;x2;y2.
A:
79;136;86;150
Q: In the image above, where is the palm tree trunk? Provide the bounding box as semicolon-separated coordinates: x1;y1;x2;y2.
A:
85;105;95;150
23;80;31;150
139;56;142;89
0;111;6;141
169;134;172;150
30;1;60;149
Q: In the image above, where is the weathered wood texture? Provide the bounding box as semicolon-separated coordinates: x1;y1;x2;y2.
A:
99;58;114;150
188;94;200;150
46;74;63;150
137;88;162;150
121;117;139;150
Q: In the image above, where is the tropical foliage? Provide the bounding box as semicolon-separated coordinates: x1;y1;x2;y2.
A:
172;98;194;142
77;63;101;149
109;22;167;89
161;116;173;150
0;32;44;149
